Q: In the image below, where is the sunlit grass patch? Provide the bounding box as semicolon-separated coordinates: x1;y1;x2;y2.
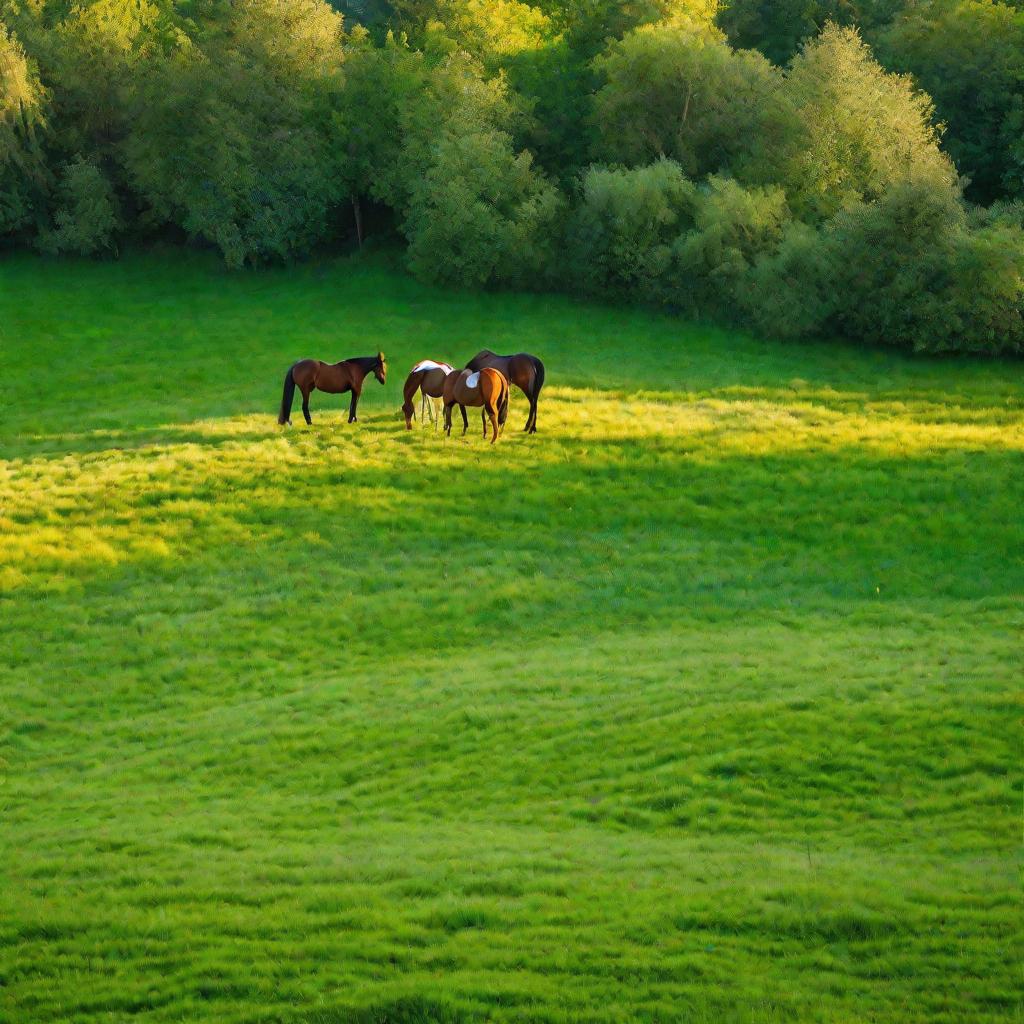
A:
3;385;1019;592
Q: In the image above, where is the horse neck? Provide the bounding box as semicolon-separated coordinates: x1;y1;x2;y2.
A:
345;356;377;382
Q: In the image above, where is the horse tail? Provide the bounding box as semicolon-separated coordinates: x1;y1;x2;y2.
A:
278;364;297;424
531;356;545;401
499;377;510;426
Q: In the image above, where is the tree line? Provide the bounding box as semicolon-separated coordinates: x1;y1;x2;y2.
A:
2;0;1022;354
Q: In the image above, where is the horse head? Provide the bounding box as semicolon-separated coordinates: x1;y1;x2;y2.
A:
375;351;387;384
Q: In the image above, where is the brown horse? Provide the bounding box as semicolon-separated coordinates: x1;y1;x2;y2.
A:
278;352;386;425
465;350;545;434
443;368;509;444
402;359;454;430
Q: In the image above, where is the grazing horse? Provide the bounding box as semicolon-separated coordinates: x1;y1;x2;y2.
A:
278;352;386;425
465;350;545;434
402;359;454;430
443;368;509;444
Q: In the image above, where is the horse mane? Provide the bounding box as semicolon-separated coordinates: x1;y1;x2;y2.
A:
349;355;382;371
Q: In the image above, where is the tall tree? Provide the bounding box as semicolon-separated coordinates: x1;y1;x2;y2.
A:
782;23;955;219
880;0;1024;203
0;22;48;239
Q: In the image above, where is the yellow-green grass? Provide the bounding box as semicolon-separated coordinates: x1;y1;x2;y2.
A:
0;248;1021;1023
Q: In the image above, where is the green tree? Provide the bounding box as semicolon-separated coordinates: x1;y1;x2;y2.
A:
0;22;48;239
566;158;696;301
123;0;346;266
715;0;902;64
36;155;121;254
591;20;794;184
404;119;563;286
336;33;519;215
880;0;1024;204
782;23;955;220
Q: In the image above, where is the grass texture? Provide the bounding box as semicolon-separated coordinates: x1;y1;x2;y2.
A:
0;248;1021;1023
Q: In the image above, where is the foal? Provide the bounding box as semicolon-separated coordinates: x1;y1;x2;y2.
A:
278;352;386;425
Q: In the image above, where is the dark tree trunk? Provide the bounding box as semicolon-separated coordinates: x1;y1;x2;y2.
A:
352;195;364;248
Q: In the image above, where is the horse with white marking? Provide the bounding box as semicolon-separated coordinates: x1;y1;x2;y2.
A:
402;359;455;430
442;368;509;444
465;349;545;434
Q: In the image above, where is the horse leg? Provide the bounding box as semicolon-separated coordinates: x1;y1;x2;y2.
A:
301;386;313;425
528;396;538;434
443;402;453;437
348;387;360;423
481;408;488;438
460;404;468;436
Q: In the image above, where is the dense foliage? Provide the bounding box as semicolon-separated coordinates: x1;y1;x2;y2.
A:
1;0;1022;353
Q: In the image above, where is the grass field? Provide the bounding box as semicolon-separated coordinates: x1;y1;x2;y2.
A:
1;248;1021;1024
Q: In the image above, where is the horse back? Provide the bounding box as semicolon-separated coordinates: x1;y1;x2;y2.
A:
466;350;495;372
468;351;538;393
421;367;449;398
314;361;355;394
290;358;320;381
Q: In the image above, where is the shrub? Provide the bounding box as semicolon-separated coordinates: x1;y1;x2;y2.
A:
674;175;791;312
36;157;121;255
566;158;696;302
403;124;563;288
742;220;839;339
830;184;1024;354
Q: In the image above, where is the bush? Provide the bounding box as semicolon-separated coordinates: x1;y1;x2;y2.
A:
829;183;1024;354
36;158;121;255
742;182;1024;354
566;159;696;303
674;175;790;312
403;124;563;288
742;220;839;339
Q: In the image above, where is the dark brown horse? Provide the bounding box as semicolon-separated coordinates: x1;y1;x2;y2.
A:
402;359;454;430
465;350;545;433
278;352;386;425
443;368;509;444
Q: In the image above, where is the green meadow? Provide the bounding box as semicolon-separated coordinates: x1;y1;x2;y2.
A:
0;249;1021;1024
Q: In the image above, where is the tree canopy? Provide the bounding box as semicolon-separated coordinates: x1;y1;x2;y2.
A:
1;0;1021;352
